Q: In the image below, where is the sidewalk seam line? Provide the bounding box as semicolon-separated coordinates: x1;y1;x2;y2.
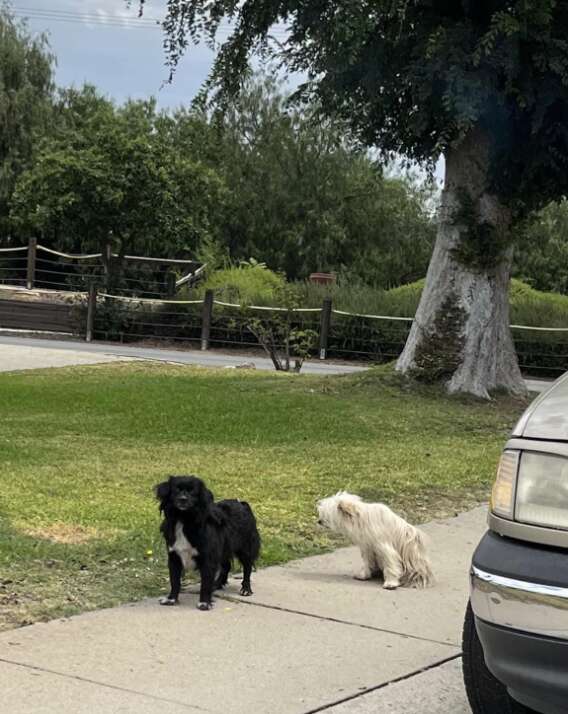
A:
217;594;459;649
299;653;463;714
0;656;216;713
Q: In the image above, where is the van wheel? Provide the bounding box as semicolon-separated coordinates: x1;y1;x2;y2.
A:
462;601;536;713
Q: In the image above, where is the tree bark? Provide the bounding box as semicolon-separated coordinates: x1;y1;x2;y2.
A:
396;127;526;399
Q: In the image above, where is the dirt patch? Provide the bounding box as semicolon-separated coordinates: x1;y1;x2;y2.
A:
19;522;102;545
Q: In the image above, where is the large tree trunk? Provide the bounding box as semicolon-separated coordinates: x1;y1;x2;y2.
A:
396;128;526;399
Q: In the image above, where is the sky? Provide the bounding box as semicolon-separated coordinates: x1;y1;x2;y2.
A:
9;0;233;108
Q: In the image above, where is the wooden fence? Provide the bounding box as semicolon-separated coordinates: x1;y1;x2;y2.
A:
0;296;79;334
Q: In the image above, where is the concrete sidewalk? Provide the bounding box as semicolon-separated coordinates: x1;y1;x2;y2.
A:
0;508;486;713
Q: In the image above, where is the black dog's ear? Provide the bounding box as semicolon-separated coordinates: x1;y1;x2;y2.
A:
155;478;172;511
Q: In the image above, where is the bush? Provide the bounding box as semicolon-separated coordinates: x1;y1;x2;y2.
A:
200;260;286;304
296;277;568;326
292;279;421;316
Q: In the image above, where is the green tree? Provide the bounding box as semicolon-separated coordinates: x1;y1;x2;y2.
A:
10;86;227;259
0;8;54;240
345;174;437;288
513;200;568;295
142;0;568;396
211;76;436;284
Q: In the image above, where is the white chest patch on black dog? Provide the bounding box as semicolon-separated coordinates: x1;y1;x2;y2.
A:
169;522;199;570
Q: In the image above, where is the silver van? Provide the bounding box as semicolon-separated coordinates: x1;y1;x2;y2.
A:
463;374;568;714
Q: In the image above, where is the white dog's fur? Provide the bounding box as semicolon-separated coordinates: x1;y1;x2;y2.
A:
317;492;434;589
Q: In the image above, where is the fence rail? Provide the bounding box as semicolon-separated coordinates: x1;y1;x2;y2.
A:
0;240;202;298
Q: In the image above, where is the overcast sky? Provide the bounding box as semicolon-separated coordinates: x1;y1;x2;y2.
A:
10;0;230;108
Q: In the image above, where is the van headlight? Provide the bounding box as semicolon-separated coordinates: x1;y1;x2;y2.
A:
516;452;568;530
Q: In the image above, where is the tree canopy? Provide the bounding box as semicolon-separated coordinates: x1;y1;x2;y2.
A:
136;0;568;395
210;76;436;283
10;72;435;287
11;86;227;257
514;200;568;294
0;8;54;238
149;0;568;218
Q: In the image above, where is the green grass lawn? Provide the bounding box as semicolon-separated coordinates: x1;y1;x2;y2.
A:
0;362;527;631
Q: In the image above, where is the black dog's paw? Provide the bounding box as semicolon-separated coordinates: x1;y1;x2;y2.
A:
239;585;253;597
159;596;178;606
197;601;214;611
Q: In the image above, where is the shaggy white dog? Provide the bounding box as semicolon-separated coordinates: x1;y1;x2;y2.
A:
317;492;434;589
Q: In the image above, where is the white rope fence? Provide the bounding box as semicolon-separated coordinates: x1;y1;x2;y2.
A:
1;243;200;264
510;324;568;332
332;308;413;322
176;264;207;288
213;299;321;313
35;245;199;264
98;292;203;305
95;293;568;331
37;245;102;260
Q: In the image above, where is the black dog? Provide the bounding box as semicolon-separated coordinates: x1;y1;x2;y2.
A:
155;475;261;611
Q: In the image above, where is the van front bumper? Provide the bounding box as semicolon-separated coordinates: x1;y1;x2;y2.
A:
470;531;568;714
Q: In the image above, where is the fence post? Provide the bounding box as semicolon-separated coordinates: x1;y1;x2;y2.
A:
86;283;98;342
201;289;214;351
26;237;37;289
165;271;176;298
319;297;332;360
103;242;113;292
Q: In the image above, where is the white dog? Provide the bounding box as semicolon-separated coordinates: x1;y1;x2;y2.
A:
317;492;434;589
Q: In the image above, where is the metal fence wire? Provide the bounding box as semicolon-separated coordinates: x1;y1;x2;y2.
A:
328;310;412;361
0;246;27;287
512;325;568;378
93;294;203;345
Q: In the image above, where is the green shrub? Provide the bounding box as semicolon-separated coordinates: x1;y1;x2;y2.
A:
199;260;286;304
293;280;422;316
509;278;568;327
296;277;568;327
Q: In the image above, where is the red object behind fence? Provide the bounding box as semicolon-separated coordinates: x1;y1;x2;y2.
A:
309;272;336;285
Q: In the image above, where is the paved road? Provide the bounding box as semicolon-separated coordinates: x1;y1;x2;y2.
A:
0;335;555;393
0;334;367;375
1;508;485;714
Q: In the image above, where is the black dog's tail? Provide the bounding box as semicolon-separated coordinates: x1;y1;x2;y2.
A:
239;500;253;515
242;501;261;561
219;499;261;561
